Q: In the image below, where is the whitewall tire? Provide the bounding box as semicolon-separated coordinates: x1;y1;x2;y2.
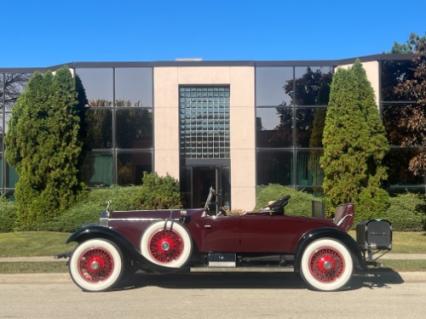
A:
141;221;192;268
69;239;123;292
300;238;353;291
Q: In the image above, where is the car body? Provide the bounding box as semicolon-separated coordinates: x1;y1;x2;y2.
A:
66;193;390;292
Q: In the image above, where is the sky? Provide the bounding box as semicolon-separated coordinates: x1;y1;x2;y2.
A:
1;0;425;67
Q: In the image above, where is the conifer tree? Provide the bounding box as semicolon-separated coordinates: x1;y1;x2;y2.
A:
5;68;84;229
321;61;390;218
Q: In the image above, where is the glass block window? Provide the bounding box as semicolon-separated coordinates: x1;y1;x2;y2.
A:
179;86;230;159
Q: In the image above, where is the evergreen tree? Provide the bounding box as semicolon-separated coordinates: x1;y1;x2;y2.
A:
320;61;390;218
5;68;84;229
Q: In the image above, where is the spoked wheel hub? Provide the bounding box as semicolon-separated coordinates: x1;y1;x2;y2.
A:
78;248;115;283
309;247;345;283
149;230;184;263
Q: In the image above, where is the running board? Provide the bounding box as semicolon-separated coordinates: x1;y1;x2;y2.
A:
190;266;294;273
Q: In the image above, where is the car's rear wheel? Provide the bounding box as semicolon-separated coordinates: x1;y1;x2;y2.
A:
300;238;353;291
69;239;123;292
140;221;192;268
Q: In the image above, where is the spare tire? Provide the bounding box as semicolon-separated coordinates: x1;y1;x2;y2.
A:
140;221;192;268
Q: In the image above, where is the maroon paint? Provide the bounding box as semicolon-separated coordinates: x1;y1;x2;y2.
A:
107;208;339;254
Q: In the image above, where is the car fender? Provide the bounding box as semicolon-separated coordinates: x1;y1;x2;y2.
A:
67;225;182;273
294;227;366;273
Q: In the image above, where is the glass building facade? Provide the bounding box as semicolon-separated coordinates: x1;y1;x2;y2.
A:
0;54;424;202
256;65;332;193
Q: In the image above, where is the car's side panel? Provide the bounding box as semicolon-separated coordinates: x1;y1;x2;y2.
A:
238;215;307;253
186;215;241;252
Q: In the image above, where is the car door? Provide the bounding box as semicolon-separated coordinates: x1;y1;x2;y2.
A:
197;215;241;252
239;214;301;253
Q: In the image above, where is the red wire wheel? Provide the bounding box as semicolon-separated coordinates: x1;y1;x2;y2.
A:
300;238;353;291
69;239;123;292
308;247;345;283
78;248;115;283
141;221;192;268
149;230;184;263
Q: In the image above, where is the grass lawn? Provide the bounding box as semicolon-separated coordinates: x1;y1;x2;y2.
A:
381;260;426;272
0;232;74;257
349;231;426;254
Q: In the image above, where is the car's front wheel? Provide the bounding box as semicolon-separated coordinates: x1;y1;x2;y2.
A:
300;238;353;291
69;238;124;292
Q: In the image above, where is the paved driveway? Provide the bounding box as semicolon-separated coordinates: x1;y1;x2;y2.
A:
0;272;425;319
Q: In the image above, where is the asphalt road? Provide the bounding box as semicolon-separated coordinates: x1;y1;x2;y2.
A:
0;272;425;319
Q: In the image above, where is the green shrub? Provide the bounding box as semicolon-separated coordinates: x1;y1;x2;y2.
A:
0;197;17;232
44;173;182;232
137;172;182;209
256;184;320;217
364;193;425;231
44;186;145;232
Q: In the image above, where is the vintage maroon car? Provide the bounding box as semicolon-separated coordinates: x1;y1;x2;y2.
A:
66;190;392;292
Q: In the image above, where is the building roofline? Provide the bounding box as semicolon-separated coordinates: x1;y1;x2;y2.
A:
0;53;414;72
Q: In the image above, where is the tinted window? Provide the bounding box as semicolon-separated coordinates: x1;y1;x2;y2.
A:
384;148;424;185
256;67;293;107
0;155;3;188
295;107;326;147
294;67;332;105
6;164;18;188
84;109;112;149
81;152;113;187
381;60;415;101
116;108;153;148
2;73;31;111
117;152;152;185
76;68;113;107
256;107;293;147
257;150;293;185
296;150;323;186
382;103;423;146
115;68;153;107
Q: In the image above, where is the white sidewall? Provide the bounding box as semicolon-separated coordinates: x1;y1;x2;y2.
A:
69;239;123;292
140;221;192;268
301;238;353;291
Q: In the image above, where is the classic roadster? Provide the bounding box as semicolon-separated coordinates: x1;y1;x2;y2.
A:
66;189;392;292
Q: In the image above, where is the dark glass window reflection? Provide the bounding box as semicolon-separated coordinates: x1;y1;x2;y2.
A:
295;108;326;147
0;114;3;150
256;107;293;147
257;151;293;185
0;155;3;188
297;150;323;186
84;109;112;149
81;152;113;187
2;73;31;111
384;148;424;185
116;108;153;148
76;68;113;107
381;60;415;101
382;104;412;146
294;67;332;105
117;152;152;185
6;164;18;188
115;68;153;107
256;67;293;107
